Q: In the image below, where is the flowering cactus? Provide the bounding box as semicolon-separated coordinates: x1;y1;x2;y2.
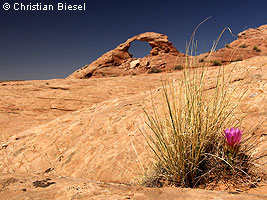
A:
223;128;242;149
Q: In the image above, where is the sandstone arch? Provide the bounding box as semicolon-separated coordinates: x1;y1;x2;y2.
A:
67;32;181;79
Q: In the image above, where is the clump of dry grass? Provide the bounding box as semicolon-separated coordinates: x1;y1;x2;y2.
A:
140;22;266;189
253;46;261;52
212;60;222;66
141;67;241;187
239;44;248;48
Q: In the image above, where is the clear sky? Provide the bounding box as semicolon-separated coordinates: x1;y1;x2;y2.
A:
0;0;266;80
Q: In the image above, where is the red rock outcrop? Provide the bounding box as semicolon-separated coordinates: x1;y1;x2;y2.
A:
68;25;267;79
67;32;184;79
199;24;267;64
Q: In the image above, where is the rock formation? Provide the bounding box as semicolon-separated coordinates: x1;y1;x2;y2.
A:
1;56;266;182
0;56;266;198
68;25;267;79
67;32;183;79
199;24;267;64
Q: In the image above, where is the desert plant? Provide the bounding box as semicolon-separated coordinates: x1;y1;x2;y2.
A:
234;57;242;62
225;44;231;48
212;60;222;66
223;128;242;156
141;24;264;189
148;67;162;74
199;58;205;63
253;46;261;52
239;44;248;48
173;65;184;70
141;66;243;187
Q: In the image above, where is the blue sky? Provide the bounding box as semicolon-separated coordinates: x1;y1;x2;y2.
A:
0;0;266;80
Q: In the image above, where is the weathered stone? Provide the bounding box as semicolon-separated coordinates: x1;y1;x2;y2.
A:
199;24;267;63
0;173;266;200
69;25;267;79
1;56;266;182
130;59;140;69
67;32;182;79
0;56;266;199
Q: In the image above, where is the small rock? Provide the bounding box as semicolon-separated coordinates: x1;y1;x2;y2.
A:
33;179;56;188
1;144;8;149
249;93;258;98
130;60;140;69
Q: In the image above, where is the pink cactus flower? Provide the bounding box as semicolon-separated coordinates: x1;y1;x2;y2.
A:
223;128;242;148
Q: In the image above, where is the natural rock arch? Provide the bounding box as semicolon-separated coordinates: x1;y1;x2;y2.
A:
118;32;179;55
67;32;181;79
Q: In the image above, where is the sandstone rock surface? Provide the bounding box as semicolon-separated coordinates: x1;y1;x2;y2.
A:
0;56;266;199
0;174;266;200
